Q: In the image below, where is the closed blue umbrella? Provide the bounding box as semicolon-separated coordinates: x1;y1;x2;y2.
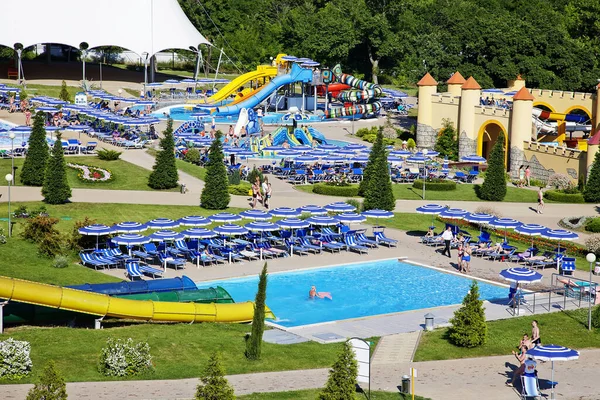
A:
270;207;301;218
209;213;242;223
111;234;150;246
461;154;487;163
499;267;543;284
277;218;310;229
298;205;327;215
213;224;249;236
177;215;211;227
148;230;185;241
112;221;148;233
336;212;366;224
439;208;467;220
181;228;216;239
325;202;356;213
78;224;115;249
362;209;394;219
526;344;580;399
245;221;280;232
307;216;338;226
239;210;272;221
147;218;181;229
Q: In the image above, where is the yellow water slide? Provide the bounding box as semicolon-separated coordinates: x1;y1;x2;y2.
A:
0;276;274;323
194;65;277;105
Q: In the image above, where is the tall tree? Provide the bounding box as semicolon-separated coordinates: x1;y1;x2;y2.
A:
318;341;358;400
21;112;49;186
363;130;395;211
435;119;459;161
448;281;487;348
479;133;507;201
26;361;68;400
584;150;600;203
42;133;71;204
148;119;179;190
195;352;235;400
358;127;383;197
246;263;268;360
58;80;71;103
201;131;230;209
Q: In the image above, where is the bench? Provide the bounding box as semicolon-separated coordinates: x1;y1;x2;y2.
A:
7;67;18;79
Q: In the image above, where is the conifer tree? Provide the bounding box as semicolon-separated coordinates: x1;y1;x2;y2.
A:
148;118;179;189
245;263;268;360
318;341;358;400
42;133;71;204
58;81;71;103
434;119;459;160
363;130;394;211
201;131;230;209
26;361;68;400
21;112;49;186
584;150;600;203
195;352;235;400
358;127;383;197
448;281;487;348
479;133;507;201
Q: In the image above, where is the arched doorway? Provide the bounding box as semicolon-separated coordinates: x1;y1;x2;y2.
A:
477;120;508;162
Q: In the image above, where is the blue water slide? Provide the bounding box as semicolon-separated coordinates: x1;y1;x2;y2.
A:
307;127;327;144
564;114;589;124
294;128;312;145
215;63;314;116
272;127;288;146
67;276;197;295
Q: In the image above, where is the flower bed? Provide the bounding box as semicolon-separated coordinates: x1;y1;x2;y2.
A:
67;163;113;183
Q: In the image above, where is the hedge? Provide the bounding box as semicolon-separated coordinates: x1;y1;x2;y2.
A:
228;182;252;196
313;183;359;197
544;189;585;203
412;179;457;191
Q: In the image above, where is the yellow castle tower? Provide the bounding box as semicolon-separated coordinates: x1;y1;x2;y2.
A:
458;76;481;158
416;73;438;148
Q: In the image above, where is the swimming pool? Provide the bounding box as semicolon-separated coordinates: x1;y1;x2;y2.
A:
0;119;24;149
195;259;507;327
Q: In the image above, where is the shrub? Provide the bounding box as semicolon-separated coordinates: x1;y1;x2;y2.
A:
382;117;396;140
584;150;600;203
201;131;230;209
39;232;66;258
68;217;98;250
185;148;201;164
21;216;61;243
53;255;69;268
13;205;30;218
246;263;268;360
228;182;252;196
407;138;416;150
0;338;32;380
148;119;179;190
228;169;241;185
449;281;487;348
478;133;506;201
195;352;235;400
26;361;67;400
585;234;600;255
21;112;49;186
547;173;573;190
0;227;6;245
474;206;502;218
544;189;585;203
58;80;71;102
247;167;263;184
592;306;600;329
313;183;359;197
42;133;72;204
98;338;154;377
530;178;546;188
345;199;363;212
585;218;600;233
412;179;456;191
434;119;459;161
318;341;358;400
96;148;122;161
355;127;378;138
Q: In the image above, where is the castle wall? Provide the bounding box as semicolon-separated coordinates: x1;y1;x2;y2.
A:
530;89;593;116
523;141;586;182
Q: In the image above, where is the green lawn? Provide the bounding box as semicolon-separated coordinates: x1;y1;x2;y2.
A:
0;156;168;191
23;83;81;100
240;389;429;400
414;307;600;362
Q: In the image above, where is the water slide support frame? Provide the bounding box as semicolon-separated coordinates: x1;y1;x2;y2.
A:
213;48;224;91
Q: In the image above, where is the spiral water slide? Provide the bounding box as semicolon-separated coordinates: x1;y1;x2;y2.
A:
325;64;382;118
532;108;591;134
0;276;274;323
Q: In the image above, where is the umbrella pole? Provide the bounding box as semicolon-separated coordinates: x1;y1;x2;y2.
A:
551;360;555;400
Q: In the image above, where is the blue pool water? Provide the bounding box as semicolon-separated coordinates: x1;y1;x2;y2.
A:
196;259;507;327
0;119;26;148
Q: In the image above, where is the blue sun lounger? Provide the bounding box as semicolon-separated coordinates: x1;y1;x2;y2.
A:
138;263;164;278
298;237;322;253
79;252;107;270
319;235;345;252
355;232;378;248
284;239;309;256
521;373;541;399
344;235;369;254
125;261;143;280
373;231;398;247
157;253;186;269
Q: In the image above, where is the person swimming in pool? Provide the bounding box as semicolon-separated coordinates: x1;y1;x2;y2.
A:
309;286;332;300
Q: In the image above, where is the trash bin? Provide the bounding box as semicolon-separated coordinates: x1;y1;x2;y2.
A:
401;375;410;393
424;313;435;331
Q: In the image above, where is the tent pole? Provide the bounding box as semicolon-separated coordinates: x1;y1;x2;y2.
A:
82;50;87;82
194;50;202;94
213;48;223;91
16;49;22;84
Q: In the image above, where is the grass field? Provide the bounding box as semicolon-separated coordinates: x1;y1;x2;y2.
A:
414;307;600;362
0;156;167;191
240;389;429;400
23;83;81;101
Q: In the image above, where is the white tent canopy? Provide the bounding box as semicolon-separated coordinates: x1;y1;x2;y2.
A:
0;0;210;56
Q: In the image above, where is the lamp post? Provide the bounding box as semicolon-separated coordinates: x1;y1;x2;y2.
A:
587;252;597;330
5;174;12;238
422;149;428;200
8;132;15;184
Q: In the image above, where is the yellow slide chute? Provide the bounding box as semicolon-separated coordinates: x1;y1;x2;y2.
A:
191;65;277;105
0;276;274;323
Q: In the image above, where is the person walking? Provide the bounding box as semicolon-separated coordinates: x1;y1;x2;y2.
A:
261;177;269;208
518;165;525;187
264;182;272;209
537;187;545;214
441;226;453;258
531;320;541;346
525;166;531;186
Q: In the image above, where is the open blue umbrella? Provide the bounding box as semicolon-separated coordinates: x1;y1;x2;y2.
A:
351;155;370;163
293;145;313;152
213;224;249;236
245;221;280;232
490;218;521;241
439;208;467;220
306;216;339;226
464;213;495;224
36;106;59;113
460;154;487;163
163;79;180;84
324;155;345;163
344;143;367;151
407;154;427;163
239;210;272;221
387;156;403;163
177;216;211;226
181;228;216;239
333;149;356;156
318;144;339;151
526;344;580;399
148;230;185;241
276;149;301;157
416;204;445;215
78;224;115;249
390;150;412;157
541;229;579;253
237;150;257;157
362;209;394;219
147;218;180;229
499;267;543;284
515;223;547;248
308;150;329;157
294;154;318;163
112;221;148;233
111;234;150;246
270;207;301;218
298;205;327;215
277;218;310;229
209;213;242;223
336;212;366;224
325;202;356;213
262;145;286;152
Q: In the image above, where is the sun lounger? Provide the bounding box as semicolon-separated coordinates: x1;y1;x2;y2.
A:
284;239;309;256
240;250;259;260
299;238;321;253
319;235;345;252
521;373;541;399
256;242;287;257
157;253;186;269
344;235;369;254
138;263;164;278
132;248;153;262
79;252;107;270
373;231;397;247
125;261;143;280
355;232;378;248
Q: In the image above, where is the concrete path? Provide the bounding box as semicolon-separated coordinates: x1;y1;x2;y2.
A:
371;332;421;365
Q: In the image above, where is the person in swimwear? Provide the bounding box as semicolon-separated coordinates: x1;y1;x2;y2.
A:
309;286;332;300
